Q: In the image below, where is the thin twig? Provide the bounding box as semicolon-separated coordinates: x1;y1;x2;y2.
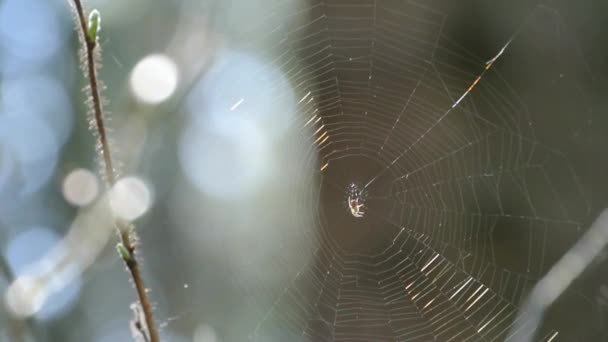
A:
67;1;160;341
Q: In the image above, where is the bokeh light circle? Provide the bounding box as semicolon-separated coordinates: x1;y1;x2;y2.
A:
179;117;271;199
4;227;82;320
62;168;99;207
109;176;152;221
130;54;179;104
187;49;296;139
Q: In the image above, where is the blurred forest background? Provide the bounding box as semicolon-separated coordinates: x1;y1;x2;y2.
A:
1;0;608;341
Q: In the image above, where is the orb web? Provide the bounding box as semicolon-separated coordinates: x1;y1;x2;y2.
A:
184;1;602;341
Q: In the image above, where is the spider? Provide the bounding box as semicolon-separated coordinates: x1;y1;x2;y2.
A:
346;183;365;218
348;195;365;218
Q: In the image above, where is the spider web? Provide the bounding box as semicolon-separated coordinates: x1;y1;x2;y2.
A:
203;0;602;341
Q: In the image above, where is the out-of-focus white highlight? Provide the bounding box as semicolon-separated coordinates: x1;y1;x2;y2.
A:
510;209;608;342
5;276;45;318
180;118;271;199
63;168;99;206
3;227;82;320
130;54;178;104
180;49;298;198
194;324;220;342
187;49;296;139
109;177;152;221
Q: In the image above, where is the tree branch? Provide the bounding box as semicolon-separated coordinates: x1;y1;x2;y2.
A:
67;2;160;341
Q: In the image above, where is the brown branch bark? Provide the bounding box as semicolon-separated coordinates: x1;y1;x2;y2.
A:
68;1;160;341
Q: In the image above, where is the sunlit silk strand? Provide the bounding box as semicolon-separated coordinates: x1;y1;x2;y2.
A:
363;8;537;190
